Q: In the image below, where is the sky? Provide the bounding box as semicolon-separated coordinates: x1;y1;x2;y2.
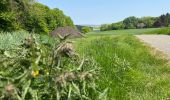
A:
37;0;170;25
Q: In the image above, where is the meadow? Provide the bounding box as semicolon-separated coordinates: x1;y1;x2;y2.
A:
0;28;170;99
88;28;160;35
74;29;170;99
145;27;170;35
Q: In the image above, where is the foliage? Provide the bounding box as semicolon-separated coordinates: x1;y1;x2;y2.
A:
76;25;93;33
75;34;170;99
0;0;75;34
100;13;170;31
111;22;125;30
140;17;157;28
81;26;92;34
123;16;138;29
100;24;110;31
0;30;30;50
136;23;145;28
153;13;170;27
100;22;125;31
0;32;107;99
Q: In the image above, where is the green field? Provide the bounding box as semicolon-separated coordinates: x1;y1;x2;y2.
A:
145;27;170;35
88;28;160;35
74;32;170;99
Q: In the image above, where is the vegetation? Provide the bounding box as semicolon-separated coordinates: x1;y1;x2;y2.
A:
1;0;170;99
123;16;138;29
74;34;170;99
0;0;75;34
81;26;92;34
145;27;170;35
89;28;159;35
0;31;108;99
76;25;93;33
100;13;170;31
153;13;170;27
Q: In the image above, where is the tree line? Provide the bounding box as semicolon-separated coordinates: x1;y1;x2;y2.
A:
101;13;170;31
76;25;93;34
0;0;75;34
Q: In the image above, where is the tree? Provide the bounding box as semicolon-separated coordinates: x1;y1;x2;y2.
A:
0;1;75;34
0;0;35;31
111;22;125;30
123;16;138;29
24;3;50;33
100;24;108;31
137;23;145;28
153;13;170;27
140;17;157;28
81;26;92;34
65;16;75;28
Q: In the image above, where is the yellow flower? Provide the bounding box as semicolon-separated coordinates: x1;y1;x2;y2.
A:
31;70;39;77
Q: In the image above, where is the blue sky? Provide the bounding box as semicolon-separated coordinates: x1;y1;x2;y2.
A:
37;0;170;25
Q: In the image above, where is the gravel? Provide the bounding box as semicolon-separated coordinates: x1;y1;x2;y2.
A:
136;35;170;57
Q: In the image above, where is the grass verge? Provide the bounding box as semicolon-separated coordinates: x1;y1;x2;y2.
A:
145;27;170;35
74;35;170;99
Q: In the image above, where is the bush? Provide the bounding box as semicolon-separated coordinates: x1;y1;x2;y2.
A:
100;24;112;31
111;22;125;30
81;26;92;34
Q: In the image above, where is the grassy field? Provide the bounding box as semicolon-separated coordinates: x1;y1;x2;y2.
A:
145;27;170;35
74;34;170;99
88;28;160;35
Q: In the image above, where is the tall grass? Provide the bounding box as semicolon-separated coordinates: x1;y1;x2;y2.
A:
74;35;170;99
145;27;170;35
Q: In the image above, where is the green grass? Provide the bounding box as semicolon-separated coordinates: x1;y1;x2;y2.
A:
88;28;160;35
74;34;170;99
145;27;170;35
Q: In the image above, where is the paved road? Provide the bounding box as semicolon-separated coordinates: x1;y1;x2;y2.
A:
136;35;170;57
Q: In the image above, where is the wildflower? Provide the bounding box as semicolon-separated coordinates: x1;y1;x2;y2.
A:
31;70;39;77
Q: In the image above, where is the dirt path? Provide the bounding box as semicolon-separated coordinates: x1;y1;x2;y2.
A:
136;35;170;57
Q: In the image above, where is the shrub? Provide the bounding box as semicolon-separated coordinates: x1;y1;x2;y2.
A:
81;26;92;34
111;22;125;30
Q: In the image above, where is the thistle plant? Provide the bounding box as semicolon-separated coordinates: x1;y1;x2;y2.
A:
0;33;107;100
